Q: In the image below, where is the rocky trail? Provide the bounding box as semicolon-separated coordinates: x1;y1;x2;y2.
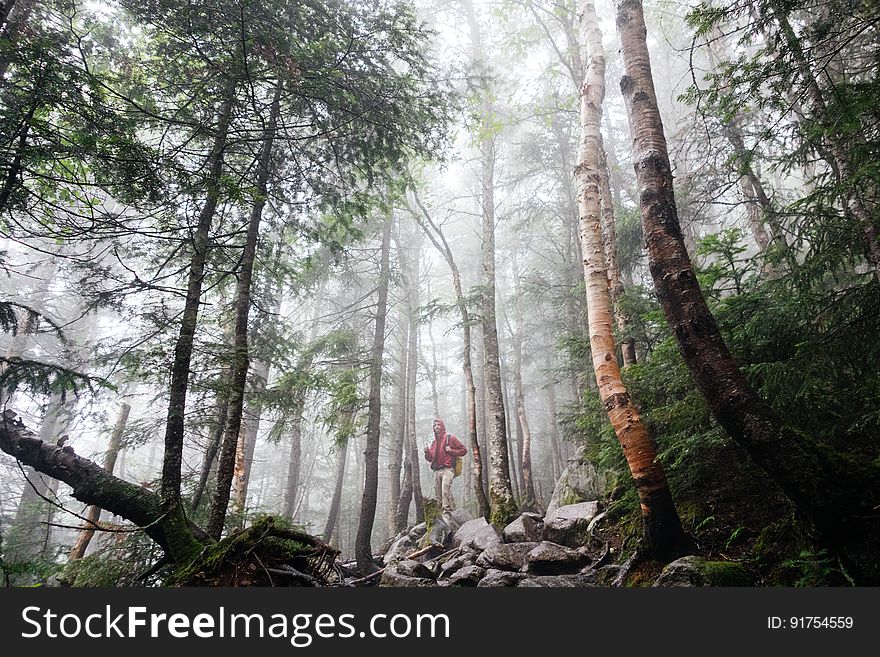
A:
335;451;753;588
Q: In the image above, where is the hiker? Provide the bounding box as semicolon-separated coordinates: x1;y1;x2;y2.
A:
423;418;468;515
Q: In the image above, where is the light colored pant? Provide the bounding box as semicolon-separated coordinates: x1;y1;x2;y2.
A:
433;467;456;514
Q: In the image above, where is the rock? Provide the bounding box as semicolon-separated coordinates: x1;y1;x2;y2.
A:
502;514;543;543
518;574;597;587
594;565;623;586
379;566;437;587
407;523;427;541
396;559;436;580
652;556;753;587
542;501;600;548
439;552;476;578
445;565;486;586
478;569;528;587
383;534;417;565
476;542;539;572
422;516;455;548
524;541;590;575
449;509;473;529
453;518;503;552
546;449;608;515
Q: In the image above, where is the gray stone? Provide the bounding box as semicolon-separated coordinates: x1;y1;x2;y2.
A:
379;566;437;587
423;516;454;548
594;565;623;586
652;556;753;587
439;552;476;578
524;541;590;575
502;514;543;543
396;559;436;580
407;522;427;541
477;569;528;587
452;518;503;552
383;534;417;565
546;449;608;515
446;564;486;586
449;509;473;529
542;501;600;548
476;542;539;572
518;574;597;587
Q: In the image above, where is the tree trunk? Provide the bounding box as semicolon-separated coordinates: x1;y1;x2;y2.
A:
5;400;63;579
207;84;281;539
388;326;407;536
511;249;536;508
545;375;564;482
579;0;687;558
68;400;131;561
616;0;880;580
354;213;392;573
410;191;490;518
0;412;201;565
281;396;306;519
463;0;517;526
229;347;272;527
598;137;637;365
161;83;235;514
401;225;425;523
323;437;350;544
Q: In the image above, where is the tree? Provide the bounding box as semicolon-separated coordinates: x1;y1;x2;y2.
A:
409;188;491;519
576;0;687;558
462;0;516;526
354;213;392;573
615;0;880;581
207;82;282;539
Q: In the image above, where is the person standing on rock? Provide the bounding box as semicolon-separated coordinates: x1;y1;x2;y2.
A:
423;418;468;516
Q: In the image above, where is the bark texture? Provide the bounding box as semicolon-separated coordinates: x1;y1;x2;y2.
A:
354;214;392;573
207;84;281;539
616;0;880;580
578;0;687;558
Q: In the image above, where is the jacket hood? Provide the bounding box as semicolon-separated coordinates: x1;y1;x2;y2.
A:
432;418;446;440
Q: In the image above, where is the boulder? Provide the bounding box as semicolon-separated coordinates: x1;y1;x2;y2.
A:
518;574;597;587
407;523;427;541
652;556;753;587
502;514;543;543
396;559;436;580
383;534;417;565
438;552;476;579
476;542;539;572
379;565;437;587
546;449;608;515
449;509;473;529
594;565;623;586
524;541;590;575
478;569;528;587
445;565;486;587
542;501;600;548
453;518;503;552
423;516;454;548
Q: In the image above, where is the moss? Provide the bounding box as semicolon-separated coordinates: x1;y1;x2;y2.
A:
423;498;440;531
161;503;204;566
166;516;332;587
166;517;272;586
699;560;752;586
489;494;517;528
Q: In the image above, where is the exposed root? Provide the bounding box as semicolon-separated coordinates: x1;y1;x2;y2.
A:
169;517;339;587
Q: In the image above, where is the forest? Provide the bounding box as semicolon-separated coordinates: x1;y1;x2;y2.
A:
0;0;878;589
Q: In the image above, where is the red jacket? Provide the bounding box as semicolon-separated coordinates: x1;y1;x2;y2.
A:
423;419;467;470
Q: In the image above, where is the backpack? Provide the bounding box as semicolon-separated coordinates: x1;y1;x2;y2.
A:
447;434;463;478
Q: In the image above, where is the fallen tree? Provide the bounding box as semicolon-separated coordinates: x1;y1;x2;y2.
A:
0;410;338;586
